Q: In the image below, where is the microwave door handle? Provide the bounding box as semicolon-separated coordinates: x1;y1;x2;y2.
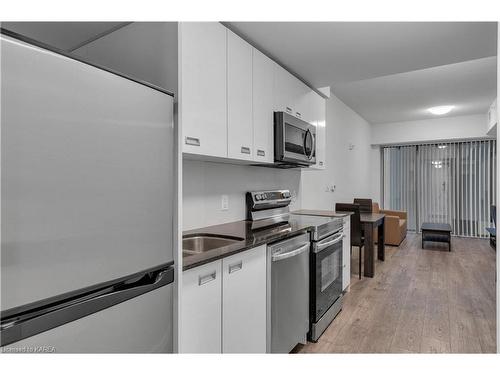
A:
304;129;314;160
309;129;315;160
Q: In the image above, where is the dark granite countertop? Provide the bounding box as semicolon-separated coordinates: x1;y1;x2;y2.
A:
183;215;332;271
291;209;353;217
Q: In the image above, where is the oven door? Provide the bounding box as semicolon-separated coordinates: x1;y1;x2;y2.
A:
274;112;316;165
310;231;343;323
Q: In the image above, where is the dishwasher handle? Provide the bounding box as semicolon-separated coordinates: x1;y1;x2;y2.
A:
272;243;310;262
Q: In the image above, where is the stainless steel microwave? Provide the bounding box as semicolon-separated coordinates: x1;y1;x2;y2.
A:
274;111;316;167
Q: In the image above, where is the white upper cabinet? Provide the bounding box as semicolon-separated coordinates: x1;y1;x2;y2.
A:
180;22;227;157
274;64;316;123
295;81;313;123
252;49;274;163
310;92;326;170
274;64;297;115
227;30;253;161
180;23;326;167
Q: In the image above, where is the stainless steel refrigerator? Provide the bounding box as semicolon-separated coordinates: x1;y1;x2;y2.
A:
0;29;175;353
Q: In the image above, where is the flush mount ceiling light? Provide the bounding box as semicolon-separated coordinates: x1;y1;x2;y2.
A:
428;105;454;115
438;145;448;149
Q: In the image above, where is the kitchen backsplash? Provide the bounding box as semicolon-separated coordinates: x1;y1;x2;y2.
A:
183;160;302;230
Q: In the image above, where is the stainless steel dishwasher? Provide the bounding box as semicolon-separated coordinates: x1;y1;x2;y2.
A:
267;233;310;353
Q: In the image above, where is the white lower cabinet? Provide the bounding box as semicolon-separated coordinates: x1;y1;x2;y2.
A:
181;260;222;353
342;216;351;291
222;245;267;353
181;245;267;353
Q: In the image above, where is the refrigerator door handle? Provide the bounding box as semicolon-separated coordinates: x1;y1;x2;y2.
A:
0;263;174;347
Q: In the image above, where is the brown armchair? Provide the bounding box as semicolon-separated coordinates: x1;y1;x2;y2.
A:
373;203;407;246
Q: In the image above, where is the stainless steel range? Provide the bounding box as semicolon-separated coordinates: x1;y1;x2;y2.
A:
297;214;344;342
246;189;344;349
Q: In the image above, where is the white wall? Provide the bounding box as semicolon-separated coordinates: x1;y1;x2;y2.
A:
183;160;302;230
371;113;495;203
301;94;375;209
371;114;490;146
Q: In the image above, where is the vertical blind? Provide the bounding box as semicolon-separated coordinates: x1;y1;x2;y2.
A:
383;140;497;238
383;146;417;230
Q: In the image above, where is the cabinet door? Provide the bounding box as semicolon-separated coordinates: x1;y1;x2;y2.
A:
295;83;313;123
180;22;227;157
252;49;274;163
181;260;222;353
222;245;267;353
274;64;296;115
342;217;351;291
310;92;326;170
227;30;253;160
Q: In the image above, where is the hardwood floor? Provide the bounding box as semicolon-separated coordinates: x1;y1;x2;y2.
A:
294;233;496;353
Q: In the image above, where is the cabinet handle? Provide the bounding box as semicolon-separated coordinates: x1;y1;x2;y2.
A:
286;107;293;114
198;272;216;286
241;146;251;155
295;112;302;118
319;161;323;166
185;137;200;146
257;149;265;157
228;261;243;274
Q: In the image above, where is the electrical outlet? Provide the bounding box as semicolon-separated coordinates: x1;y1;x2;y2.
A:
221;195;229;210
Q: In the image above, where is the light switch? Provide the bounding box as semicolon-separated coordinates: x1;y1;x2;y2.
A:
221;195;229;210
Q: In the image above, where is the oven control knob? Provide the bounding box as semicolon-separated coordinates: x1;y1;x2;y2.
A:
261;194;267;200
255;194;262;201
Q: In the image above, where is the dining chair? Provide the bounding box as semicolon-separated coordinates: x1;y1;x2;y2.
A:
336;203;364;279
353;198;373;213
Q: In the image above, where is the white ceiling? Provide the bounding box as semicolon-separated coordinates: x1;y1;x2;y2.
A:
2;22;498;124
227;22;497;85
0;22;126;51
333;56;497;124
228;22;498;123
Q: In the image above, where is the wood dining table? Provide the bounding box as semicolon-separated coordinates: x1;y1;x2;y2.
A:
360;213;385;277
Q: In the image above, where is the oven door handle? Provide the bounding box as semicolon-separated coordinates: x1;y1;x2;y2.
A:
315;232;344;253
272;243;309;262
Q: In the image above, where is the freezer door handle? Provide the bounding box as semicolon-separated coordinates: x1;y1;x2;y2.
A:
0;262;174;347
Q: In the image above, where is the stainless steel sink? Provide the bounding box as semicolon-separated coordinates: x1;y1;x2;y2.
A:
183;234;244;256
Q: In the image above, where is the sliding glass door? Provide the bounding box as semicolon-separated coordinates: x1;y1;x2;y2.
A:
383;140;496;238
